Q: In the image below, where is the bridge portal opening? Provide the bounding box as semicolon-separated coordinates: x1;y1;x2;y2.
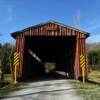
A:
22;36;76;80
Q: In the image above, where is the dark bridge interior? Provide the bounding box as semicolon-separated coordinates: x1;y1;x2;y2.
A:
22;36;76;80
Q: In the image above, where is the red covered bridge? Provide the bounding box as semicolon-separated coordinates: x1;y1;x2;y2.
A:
11;21;89;81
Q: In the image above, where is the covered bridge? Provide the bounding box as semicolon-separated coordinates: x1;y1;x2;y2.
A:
11;21;89;81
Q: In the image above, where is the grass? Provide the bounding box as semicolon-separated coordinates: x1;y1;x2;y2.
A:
89;71;100;77
70;80;100;100
4;74;13;83
88;71;100;83
0;83;21;97
0;74;25;97
70;70;100;100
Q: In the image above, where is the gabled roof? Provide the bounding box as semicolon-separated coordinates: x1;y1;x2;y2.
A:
11;20;90;38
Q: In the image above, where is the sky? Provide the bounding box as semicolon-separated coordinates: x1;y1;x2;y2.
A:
0;0;100;44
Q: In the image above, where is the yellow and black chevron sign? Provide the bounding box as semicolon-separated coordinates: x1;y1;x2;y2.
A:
80;54;85;68
13;52;19;66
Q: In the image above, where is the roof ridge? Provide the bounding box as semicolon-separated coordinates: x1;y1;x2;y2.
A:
11;20;90;38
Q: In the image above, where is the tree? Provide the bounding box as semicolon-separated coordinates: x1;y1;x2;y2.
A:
96;49;100;65
88;50;98;65
2;43;15;74
88;48;100;70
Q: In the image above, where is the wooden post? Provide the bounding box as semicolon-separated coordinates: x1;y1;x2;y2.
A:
14;65;17;84
82;67;85;83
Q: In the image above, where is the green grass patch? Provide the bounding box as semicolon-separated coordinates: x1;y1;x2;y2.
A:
70;80;100;100
0;74;25;97
4;74;13;83
0;83;21;97
70;71;100;100
88;71;100;83
89;71;100;78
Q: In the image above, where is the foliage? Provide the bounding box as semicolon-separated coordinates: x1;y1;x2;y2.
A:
88;71;100;82
0;43;15;74
88;49;100;68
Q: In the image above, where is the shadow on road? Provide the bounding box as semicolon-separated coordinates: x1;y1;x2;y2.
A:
22;73;71;83
0;87;76;99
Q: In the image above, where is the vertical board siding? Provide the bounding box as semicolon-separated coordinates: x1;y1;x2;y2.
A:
78;37;87;78
16;36;20;77
15;23;88;79
16;34;25;78
16;36;19;77
74;38;80;79
83;39;88;78
17;24;87;37
14;23;87;37
85;40;88;78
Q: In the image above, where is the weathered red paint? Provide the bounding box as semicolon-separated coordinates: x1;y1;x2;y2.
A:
11;21;89;80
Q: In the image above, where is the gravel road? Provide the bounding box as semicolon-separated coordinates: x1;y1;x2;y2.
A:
1;79;83;100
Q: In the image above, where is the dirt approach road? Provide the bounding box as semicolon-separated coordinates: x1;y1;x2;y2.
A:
1;79;83;100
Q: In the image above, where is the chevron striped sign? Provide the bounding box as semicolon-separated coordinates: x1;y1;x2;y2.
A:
13;52;19;84
80;54;86;83
80;54;85;68
13;52;19;67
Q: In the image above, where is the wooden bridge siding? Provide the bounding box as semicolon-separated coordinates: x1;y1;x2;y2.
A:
78;36;88;79
15;23;87;79
16;33;25;78
19;23;86;37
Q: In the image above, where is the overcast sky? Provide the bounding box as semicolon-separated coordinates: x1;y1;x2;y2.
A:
0;0;100;44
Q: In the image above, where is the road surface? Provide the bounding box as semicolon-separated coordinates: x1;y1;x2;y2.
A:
1;79;83;100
